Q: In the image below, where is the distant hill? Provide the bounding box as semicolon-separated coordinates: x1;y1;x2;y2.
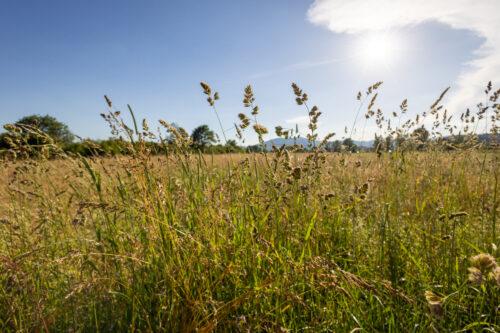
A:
477;133;499;143
263;137;374;150
353;140;374;148
264;137;312;150
261;133;498;151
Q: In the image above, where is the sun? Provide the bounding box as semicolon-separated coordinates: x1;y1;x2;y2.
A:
355;32;401;70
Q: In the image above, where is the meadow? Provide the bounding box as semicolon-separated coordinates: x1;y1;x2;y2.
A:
0;82;499;332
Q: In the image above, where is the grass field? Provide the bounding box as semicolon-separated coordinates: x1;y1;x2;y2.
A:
0;149;498;331
1;82;499;331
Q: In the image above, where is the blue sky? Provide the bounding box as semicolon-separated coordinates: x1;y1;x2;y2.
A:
0;0;496;143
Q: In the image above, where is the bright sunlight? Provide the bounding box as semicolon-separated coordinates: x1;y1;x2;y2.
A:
356;32;401;70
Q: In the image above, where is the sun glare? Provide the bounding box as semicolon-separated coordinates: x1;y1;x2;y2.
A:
356;32;401;71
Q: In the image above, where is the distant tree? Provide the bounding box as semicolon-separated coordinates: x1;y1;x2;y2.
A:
394;133;407;149
165;122;184;143
342;138;358;152
326;140;342;152
385;135;394;151
413;126;429;142
246;144;265;153
224;139;243;153
412;126;430;150
373;135;384;152
191;125;216;151
14;114;74;145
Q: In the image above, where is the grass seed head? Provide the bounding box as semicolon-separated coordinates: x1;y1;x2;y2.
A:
470;253;497;272
424;291;443;318
467;267;483;285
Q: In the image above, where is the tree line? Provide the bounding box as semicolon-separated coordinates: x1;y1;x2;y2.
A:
0;114;495;158
0;114;249;157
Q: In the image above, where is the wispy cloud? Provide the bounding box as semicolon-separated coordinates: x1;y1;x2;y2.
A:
249;57;347;80
308;0;500;113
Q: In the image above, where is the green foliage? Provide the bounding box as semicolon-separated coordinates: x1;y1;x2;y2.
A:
412;126;430;150
0;115;74;158
64;139;131;156
326;140;342;152
374;134;394;152
15;114;74;145
191;124;216;151
342;138;358;152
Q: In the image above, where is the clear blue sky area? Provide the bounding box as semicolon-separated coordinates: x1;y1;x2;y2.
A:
0;0;483;143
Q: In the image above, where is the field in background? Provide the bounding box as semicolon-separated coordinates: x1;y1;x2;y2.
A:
0;150;498;331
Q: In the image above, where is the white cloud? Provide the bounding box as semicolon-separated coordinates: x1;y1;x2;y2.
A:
308;0;500;113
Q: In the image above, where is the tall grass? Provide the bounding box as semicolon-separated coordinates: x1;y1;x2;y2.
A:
0;82;499;332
